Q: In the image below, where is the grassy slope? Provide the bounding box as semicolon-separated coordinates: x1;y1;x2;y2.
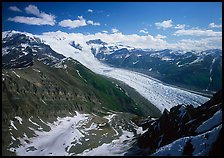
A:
2;58;148;119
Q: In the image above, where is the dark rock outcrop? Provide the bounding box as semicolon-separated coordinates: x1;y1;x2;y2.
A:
128;90;222;156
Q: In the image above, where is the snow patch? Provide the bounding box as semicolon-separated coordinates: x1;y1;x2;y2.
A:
15;116;23;125
32;69;41;73
12;71;20;78
10;120;18;130
161;57;173;61
76;70;87;82
133;61;139;65
28;117;40;127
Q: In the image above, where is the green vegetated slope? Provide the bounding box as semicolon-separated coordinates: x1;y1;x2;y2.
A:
3;58;148;120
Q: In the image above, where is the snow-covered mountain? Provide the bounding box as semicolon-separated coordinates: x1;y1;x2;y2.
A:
2;30;210;112
2;31;65;69
86;41;222;92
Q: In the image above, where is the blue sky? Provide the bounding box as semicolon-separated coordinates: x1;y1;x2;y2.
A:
2;2;222;50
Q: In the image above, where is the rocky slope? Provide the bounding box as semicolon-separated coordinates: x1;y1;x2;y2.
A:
126;89;222;156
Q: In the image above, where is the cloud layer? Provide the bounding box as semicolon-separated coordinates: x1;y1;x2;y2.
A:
174;28;222;37
41;30;222;51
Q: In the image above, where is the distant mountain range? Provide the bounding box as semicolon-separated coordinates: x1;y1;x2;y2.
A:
86;39;222;92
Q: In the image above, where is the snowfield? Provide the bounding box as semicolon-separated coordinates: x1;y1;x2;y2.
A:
36;31;209;112
10;112;143;156
15;112;91;156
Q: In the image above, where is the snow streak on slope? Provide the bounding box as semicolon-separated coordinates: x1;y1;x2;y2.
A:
37;31;209;112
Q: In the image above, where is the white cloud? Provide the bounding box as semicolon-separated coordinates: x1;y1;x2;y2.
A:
59;16;87;28
8;5;56;26
8;16;54;25
139;30;148;34
208;23;222;28
112;28;119;33
41;30;222;51
155;34;167;39
59;16;100;28
102;30;108;33
174;28;222;37
88;9;93;13
174;24;186;29
25;5;40;16
155;19;173;29
87;20;100;26
9;6;22;12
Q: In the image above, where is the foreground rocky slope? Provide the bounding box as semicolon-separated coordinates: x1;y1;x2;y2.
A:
126;89;222;156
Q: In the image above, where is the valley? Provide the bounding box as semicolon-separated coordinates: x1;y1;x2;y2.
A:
2;2;222;156
2;31;221;156
37;31;211;111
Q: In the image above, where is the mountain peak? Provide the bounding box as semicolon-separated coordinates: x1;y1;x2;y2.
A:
86;39;108;45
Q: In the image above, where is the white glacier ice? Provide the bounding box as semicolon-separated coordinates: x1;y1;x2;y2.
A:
36;31;209;112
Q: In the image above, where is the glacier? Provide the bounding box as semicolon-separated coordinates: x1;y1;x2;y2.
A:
36;31;209;112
